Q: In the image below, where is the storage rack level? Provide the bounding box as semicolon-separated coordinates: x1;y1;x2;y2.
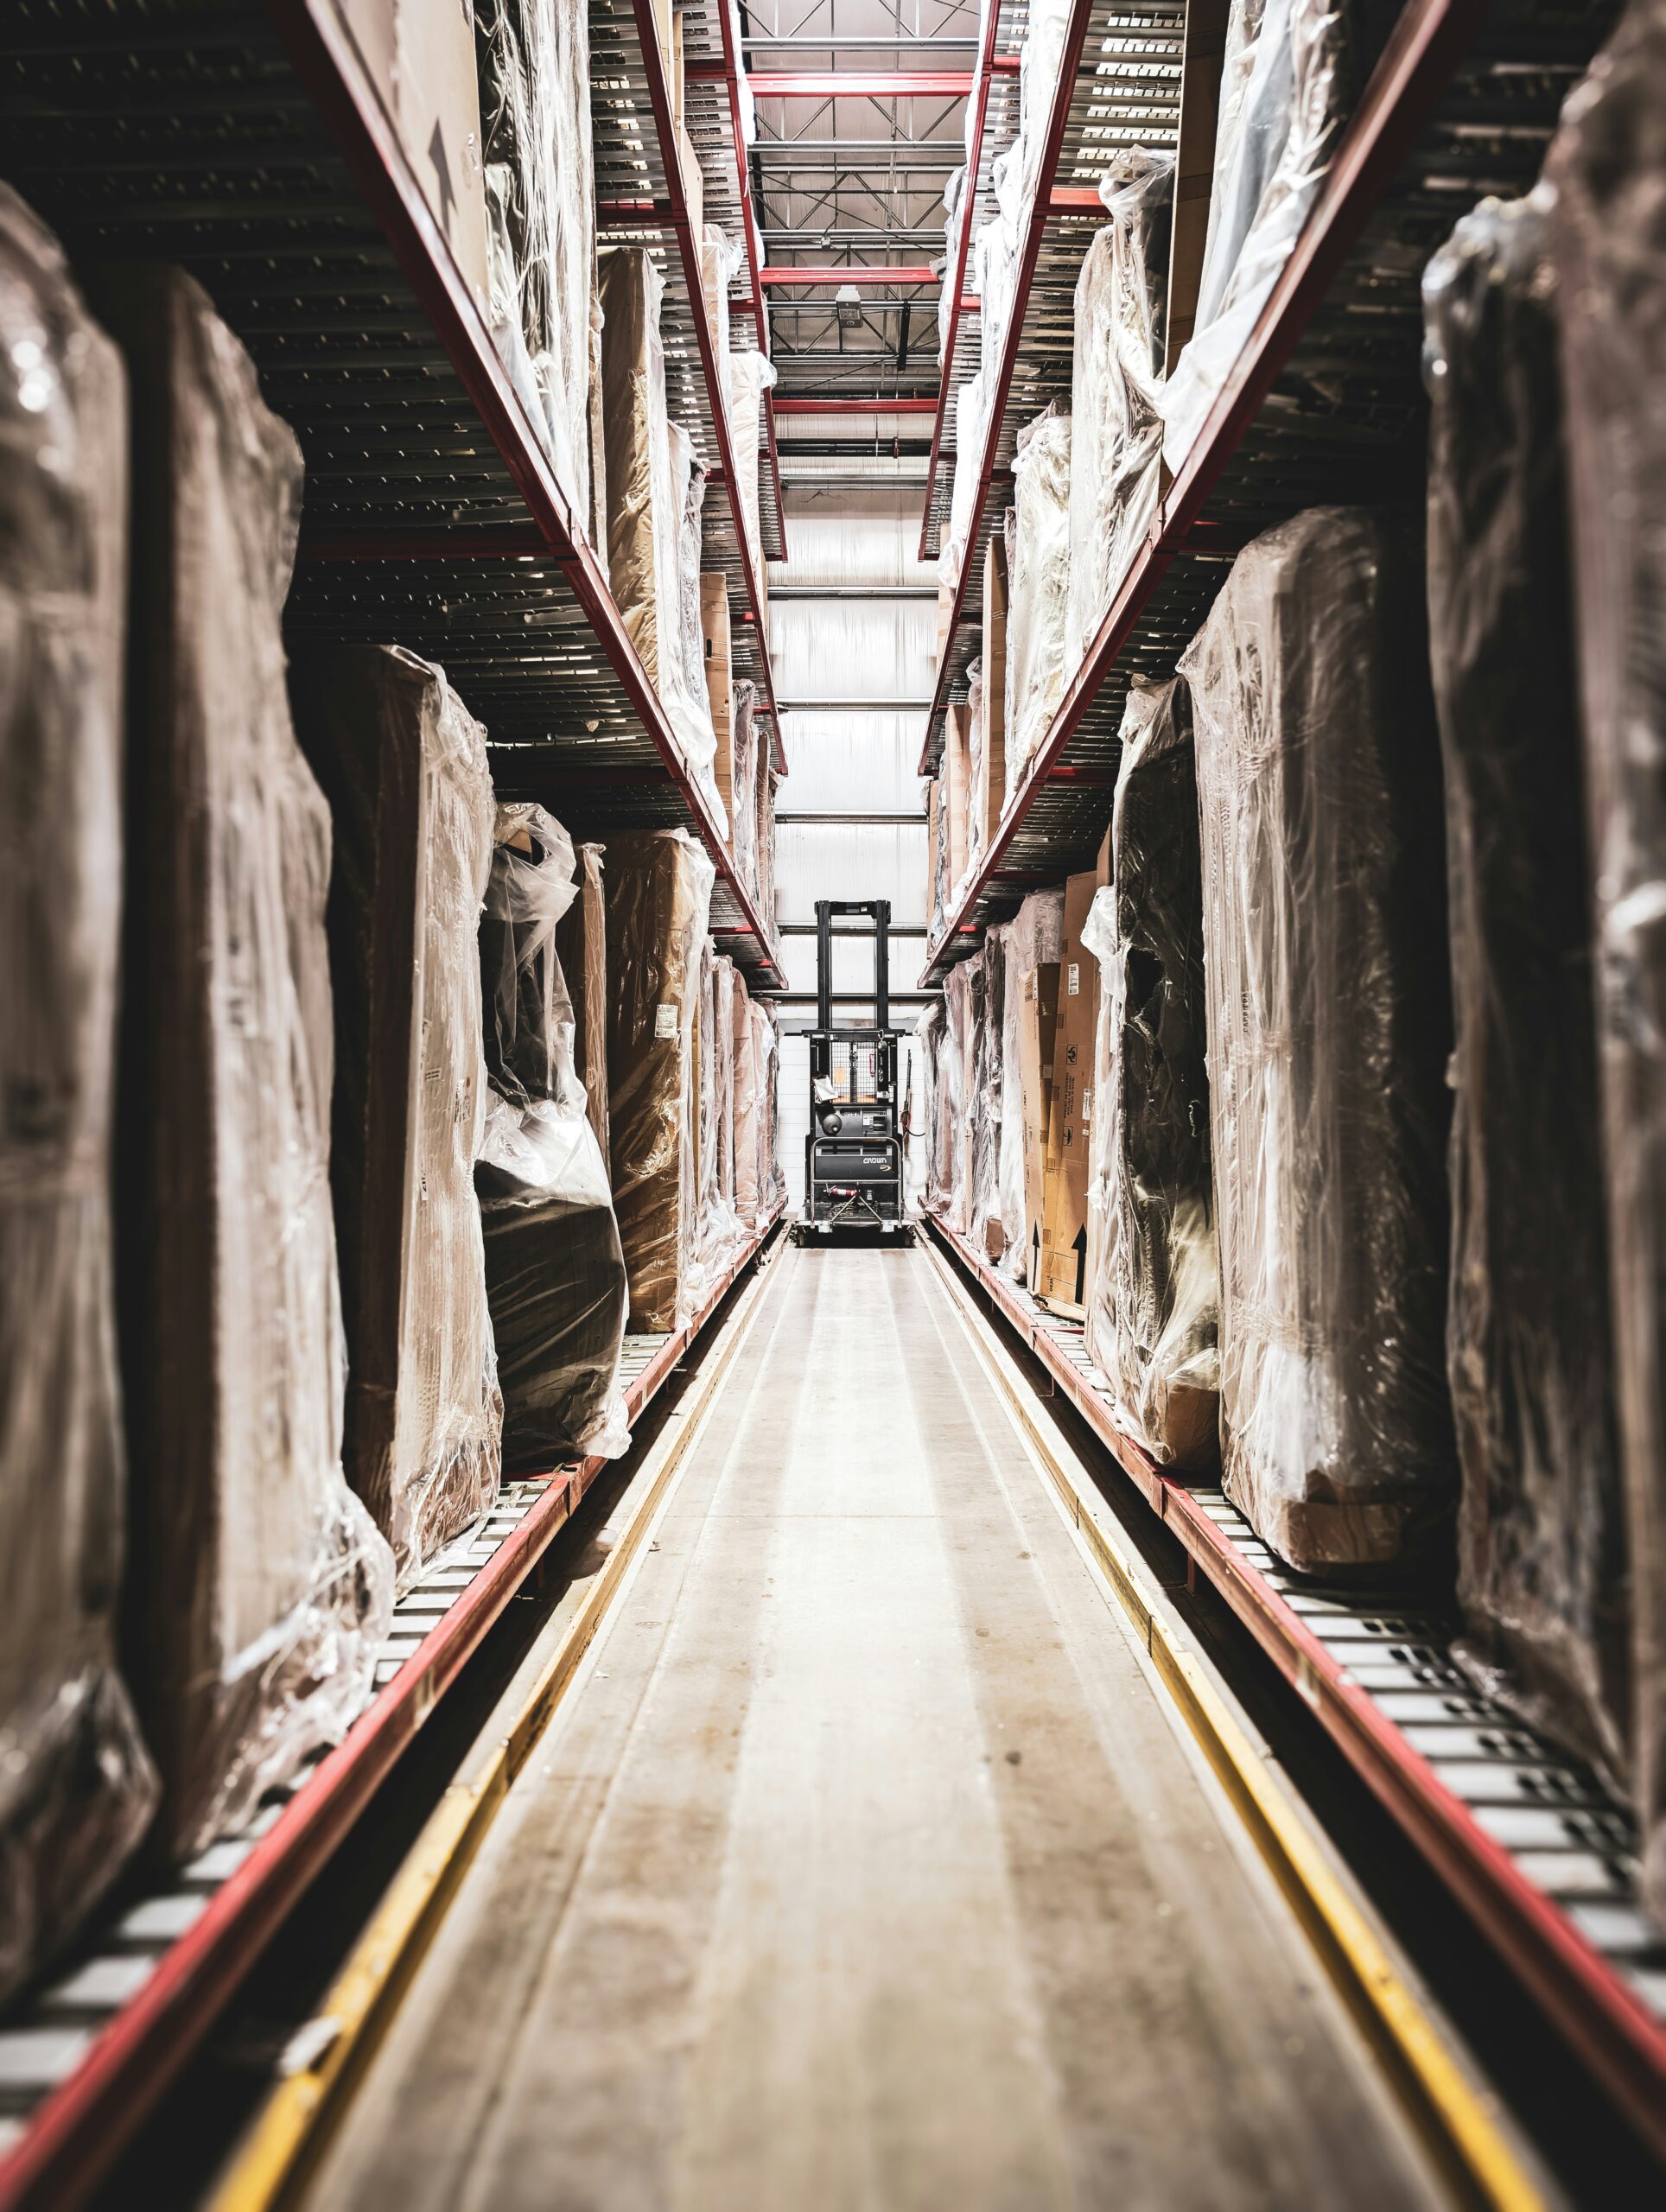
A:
919;0;1613;977
0;1213;785;2212
0;0;784;982
926;1217;1666;2160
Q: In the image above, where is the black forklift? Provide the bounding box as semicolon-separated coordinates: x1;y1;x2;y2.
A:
798;898;911;1241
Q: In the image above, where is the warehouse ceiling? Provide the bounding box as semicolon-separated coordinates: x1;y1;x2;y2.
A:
743;0;978;409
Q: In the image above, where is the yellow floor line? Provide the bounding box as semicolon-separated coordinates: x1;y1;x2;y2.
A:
210;1243;786;2212
920;1236;1548;2212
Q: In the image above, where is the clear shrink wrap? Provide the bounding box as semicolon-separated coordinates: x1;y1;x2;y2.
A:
756;755;779;951
731;678;760;900
996;889;1065;1281
477;806;629;1469
727;347;778;586
943;369;990;590
754;1003;784;1216
1158;0;1395;471
974;151;1023;378
1548;1;1666;1916
701;226;742;383
598;248;721;790
1015;0;1073;205
605;830;716;1327
943;956;981;1234
732;971;764;1230
690;939;743;1296
713;954;741;1228
1083;679;1219;1470
289;642;502;1592
1065;152;1173;674
1003;404;1072;801
671;423;725;830
1181;508;1453;1570
1424;191;1628;1781
970;938;1007;1261
0;189;157;1990
105;266;394;1856
940;168;968;367
554;839;611;1175
476;0;595;529
914;1003;945;1212
930;772;951;943
965;658;988;870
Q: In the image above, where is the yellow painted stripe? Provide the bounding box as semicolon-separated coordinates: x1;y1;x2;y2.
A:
211;1243;785;2212
921;1236;1546;2212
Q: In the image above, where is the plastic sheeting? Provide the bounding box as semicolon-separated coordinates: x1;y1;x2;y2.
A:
605;830;715;1330
1065;151;1173;674
730;678;760;903
940;166;968;366
477;805;629;1468
554;840;611;1175
996;889;1066;1283
1181;507;1453;1572
0;188;158;1993
290;641;502;1593
476;0;595;531
1083;679;1219;1470
754;1003;784;1217
670;423;725;829
942;953;987;1240
1423;190;1628;1783
1548;2;1666;1917
728;346;778;586
965;658;988;871
1015;0;1073;204
702;226;742;391
598;248;722;805
105;266;394;1856
942;368;990;589
1004;404;1072;801
915;1003;953;1214
1158;0;1393;470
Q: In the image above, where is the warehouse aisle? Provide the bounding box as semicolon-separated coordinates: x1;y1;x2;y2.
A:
304;1245;1442;2212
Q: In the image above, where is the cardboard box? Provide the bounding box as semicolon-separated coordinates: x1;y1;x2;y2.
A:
333;0;490;310
701;572;733;806
1037;866;1110;1315
677;120;703;249
976;531;1008;846
1017;962;1061;1282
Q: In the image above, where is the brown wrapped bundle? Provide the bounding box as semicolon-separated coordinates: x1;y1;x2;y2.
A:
1549;1;1666;1918
1424;191;1627;1780
605;830;716;1328
1181;507;1453;1572
555;839;611;1176
105;265;393;1859
0;189;157;1991
289;644;502;1590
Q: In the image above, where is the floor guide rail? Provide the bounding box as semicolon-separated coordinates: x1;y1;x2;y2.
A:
216;1243;1542;2212
0;1213;783;2212
923;1217;1666;2161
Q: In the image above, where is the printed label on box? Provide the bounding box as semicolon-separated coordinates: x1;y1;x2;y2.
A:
1067;962;1080;995
655;1002;678;1039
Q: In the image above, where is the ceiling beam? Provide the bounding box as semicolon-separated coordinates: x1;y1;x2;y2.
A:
760;265;938;287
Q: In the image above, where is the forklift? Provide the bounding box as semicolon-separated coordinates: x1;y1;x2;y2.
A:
798;898;911;1240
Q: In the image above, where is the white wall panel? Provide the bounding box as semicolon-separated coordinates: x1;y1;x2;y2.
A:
776;821;928;926
772;600;936;704
768;509;935;588
777;713;928;813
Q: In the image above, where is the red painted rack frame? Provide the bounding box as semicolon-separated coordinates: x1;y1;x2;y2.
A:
927;1217;1666;2161
0;1214;785;2212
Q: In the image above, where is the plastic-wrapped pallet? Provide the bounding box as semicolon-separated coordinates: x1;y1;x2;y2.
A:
1548;0;1666;1916
1181;508;1453;1570
554;840;611;1176
732;971;761;1229
691;940;744;1294
712;953;741;1240
970;939;1007;1262
974;152;1023;378
914;1003;944;1212
0;189;157;1994
1159;0;1396;471
106;266;394;1854
731;679;760;901
965;660;988;871
755;1003;785;1216
943;369;990;590
1423;192;1628;1781
289;641;502;1592
477;806;629;1470
1015;0;1074;204
1065;151;1173;674
476;0;595;529
1083;679;1219;1470
1004;405;1072;801
940;167;968;365
605;830;716;1329
598;248;721;792
671;424;726;831
930;773;951;944
728;346;778;587
942;956;980;1236
702;226;742;378
996;889;1066;1282
755;753;779;950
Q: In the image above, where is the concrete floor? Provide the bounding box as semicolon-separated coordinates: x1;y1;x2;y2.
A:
308;1245;1444;2211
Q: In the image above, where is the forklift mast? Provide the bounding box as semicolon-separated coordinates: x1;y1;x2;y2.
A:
803;899;909;1238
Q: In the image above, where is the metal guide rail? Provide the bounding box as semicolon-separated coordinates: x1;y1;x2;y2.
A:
925;1215;1666;2161
592;0;788;771
0;0;783;982
0;1212;784;2212
918;0;1186;773
917;0;1026;563
919;0;1618;978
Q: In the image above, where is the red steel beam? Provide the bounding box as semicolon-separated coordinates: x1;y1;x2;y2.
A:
774;397;940;414
928;1217;1666;2164
760;264;938;286
741;70;975;96
0;1216;785;2212
916;0;1008;560
921;0;1498;949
